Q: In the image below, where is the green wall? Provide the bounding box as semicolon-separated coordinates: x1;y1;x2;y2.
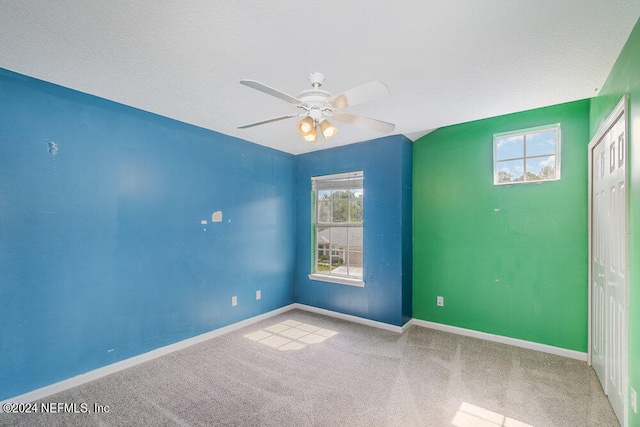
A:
590;16;640;426
413;99;590;352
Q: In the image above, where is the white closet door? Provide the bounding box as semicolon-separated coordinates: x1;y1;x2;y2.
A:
590;103;627;426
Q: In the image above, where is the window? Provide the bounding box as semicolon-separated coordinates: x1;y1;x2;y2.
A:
494;124;561;185
309;171;364;287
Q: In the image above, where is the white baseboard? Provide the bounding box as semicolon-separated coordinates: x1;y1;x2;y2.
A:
0;304;296;410
402;318;414;333
292;303;407;333
411;319;588;362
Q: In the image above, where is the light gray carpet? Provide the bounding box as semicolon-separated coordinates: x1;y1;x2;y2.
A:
0;309;619;426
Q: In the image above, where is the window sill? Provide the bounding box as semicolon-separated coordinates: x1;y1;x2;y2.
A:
308;274;365;288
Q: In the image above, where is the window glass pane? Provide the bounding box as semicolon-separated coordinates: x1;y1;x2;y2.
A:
526;155;556;181
316;249;330;272
496;159;524;183
347;227;363;250
317;225;331;246
332;194;348;222
329;227;348;250
329;248;345;273
317;190;331;223
346;251;363;278
496;135;524;160
317;201;330;223
526;130;556;157
330;251;342;262
349;196;363;223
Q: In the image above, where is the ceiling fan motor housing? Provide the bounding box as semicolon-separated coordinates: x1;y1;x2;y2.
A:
299;89;332;122
299;72;334;122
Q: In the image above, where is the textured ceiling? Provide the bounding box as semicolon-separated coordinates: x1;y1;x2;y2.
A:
1;1;639;155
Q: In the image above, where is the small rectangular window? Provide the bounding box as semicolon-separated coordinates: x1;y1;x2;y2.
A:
310;171;364;286
494;124;561;185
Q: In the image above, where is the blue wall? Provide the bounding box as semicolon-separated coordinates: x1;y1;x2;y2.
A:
0;69;295;400
294;136;413;326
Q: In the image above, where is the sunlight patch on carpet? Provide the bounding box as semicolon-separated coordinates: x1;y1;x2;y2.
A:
244;320;338;351
452;402;533;427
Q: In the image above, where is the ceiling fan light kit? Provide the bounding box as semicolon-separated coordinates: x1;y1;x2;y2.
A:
238;72;395;143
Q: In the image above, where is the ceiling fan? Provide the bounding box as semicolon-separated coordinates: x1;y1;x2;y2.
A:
238;72;395;143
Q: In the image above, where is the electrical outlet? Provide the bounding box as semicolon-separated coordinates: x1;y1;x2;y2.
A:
632;387;637;414
256;290;261;300
231;296;237;307
437;296;444;307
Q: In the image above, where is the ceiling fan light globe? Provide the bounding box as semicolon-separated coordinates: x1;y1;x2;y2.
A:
320;119;337;139
297;116;315;136
302;125;317;142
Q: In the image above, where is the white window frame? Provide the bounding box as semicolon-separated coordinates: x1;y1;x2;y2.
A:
493;124;561;185
308;171;365;287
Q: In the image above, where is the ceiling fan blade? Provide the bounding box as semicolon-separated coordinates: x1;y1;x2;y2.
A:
332;111;395;134
240;80;303;106
329;80;390;110
238;114;299;129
